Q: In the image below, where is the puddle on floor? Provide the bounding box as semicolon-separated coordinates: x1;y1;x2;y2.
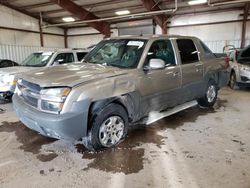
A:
76;124;166;174
75;99;228;174
0;121;58;162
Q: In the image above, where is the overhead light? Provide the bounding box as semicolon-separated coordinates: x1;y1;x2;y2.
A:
62;17;75;22
188;0;207;5
115;10;130;15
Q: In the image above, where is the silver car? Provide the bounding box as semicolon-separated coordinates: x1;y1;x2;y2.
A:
228;45;250;89
13;35;229;151
0;49;88;100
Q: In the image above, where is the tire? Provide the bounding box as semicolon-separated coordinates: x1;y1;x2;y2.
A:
84;103;128;151
229;72;238;90
198;80;218;108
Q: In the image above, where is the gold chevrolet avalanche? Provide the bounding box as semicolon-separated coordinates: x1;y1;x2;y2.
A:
13;35;230;151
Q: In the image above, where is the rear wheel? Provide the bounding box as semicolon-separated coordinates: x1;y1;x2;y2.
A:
198;80;218;108
83;103;128;151
229;72;238;90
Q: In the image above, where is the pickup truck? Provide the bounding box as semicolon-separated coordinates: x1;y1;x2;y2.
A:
13;35;229;151
0;49;88;100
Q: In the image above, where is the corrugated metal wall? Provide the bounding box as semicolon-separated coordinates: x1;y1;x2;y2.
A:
0;44;58;63
205;39;250;53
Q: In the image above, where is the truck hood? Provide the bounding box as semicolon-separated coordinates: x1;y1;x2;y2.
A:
21;63;129;87
0;66;37;76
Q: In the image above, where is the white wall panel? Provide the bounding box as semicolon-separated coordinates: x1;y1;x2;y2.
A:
44;27;64;35
168;22;242;40
0;5;38;31
0;44;58;63
43;35;64;48
67;28;118;48
0;4;64;48
170;11;242;26
161;10;250;53
68;34;104;48
14;31;41;46
68;27;99;35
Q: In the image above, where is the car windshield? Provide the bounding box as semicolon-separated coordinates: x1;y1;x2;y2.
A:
238;46;250;64
83;39;147;68
21;52;53;67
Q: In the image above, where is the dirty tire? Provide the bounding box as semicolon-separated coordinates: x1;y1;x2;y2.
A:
229;72;238;90
85;103;128;151
198;80;218;108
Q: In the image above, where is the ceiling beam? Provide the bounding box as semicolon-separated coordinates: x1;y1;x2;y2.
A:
44;5;144;20
20;2;54;10
40;0;136;15
141;0;168;34
49;0;110;37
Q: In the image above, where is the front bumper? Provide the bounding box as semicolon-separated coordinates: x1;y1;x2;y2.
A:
238;69;250;84
0;91;13;100
12;94;90;140
0;85;15;100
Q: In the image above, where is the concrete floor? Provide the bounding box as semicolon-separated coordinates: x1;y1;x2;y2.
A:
0;87;250;188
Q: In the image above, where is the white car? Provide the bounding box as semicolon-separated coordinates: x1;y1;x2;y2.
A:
0;49;89;100
228;45;250;89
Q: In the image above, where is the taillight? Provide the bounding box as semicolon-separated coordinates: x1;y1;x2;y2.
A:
224;57;230;69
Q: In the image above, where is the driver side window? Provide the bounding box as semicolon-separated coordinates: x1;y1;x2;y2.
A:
146;40;176;67
54;53;74;64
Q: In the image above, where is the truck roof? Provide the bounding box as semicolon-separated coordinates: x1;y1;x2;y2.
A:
108;34;198;40
34;49;89;54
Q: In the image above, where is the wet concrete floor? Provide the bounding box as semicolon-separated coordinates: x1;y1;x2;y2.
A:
0;88;250;188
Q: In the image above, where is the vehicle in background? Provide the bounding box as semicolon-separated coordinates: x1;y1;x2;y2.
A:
226;45;250;89
13;35;229;151
0;59;19;68
0;49;89;101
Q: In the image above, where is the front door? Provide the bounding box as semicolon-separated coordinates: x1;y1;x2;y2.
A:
138;39;182;114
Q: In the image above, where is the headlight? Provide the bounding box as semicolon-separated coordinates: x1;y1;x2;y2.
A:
0;75;16;87
40;87;71;113
241;66;250;71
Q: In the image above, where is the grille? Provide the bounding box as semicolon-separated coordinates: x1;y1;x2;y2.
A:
18;80;41;108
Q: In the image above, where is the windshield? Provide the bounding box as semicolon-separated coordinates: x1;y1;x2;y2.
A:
83;39;147;68
238;46;250;64
21;52;53;67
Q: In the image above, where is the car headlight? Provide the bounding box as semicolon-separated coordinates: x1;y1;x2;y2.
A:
241;66;250;71
40;87;71;113
0;75;16;87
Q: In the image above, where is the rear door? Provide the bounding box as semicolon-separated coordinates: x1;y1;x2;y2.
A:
175;39;204;101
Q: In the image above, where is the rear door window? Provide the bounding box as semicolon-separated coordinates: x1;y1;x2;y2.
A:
177;39;199;64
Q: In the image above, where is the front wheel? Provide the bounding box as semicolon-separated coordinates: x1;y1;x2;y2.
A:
197;80;218;108
84;103;128;151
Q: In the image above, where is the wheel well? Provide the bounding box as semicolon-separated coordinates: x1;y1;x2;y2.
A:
87;97;130;130
230;69;235;76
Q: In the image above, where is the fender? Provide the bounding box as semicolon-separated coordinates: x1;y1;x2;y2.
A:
89;91;142;124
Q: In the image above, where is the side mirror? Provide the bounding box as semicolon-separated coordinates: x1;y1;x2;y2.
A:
148;59;166;70
53;59;64;66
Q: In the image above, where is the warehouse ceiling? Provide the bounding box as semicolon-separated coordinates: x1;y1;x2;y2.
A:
0;0;248;28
